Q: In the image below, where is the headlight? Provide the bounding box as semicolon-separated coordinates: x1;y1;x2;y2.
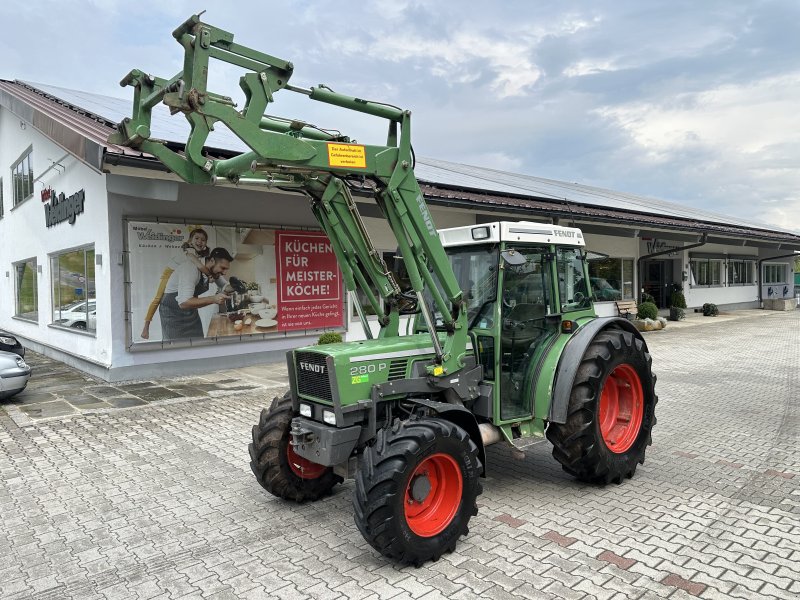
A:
322;410;336;425
15;357;26;368
299;403;312;418
0;336;15;345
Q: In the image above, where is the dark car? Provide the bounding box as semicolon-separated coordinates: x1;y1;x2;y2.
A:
0;331;25;358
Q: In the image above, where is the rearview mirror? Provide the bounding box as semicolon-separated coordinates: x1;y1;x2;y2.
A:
501;250;527;266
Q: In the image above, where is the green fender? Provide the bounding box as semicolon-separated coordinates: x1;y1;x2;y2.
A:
548;317;647;424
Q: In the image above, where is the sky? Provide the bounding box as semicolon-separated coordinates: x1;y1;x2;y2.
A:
2;0;799;231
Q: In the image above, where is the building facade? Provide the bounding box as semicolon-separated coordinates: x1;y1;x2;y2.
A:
1;81;798;381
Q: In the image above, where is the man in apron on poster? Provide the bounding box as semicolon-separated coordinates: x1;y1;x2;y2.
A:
158;247;234;340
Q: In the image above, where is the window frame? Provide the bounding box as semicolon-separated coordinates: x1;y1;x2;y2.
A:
726;259;755;286
0;176;4;218
11;146;34;207
763;263;788;285
690;258;724;287
13;257;39;322
49;245;97;334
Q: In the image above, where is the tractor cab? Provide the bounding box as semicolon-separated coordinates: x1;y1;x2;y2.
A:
434;222;593;421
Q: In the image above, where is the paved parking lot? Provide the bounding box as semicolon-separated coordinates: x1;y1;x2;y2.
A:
1;310;798;599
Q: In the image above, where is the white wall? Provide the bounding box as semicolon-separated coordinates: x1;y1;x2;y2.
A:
0;106;111;366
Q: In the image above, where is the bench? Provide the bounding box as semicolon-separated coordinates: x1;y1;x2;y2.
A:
615;300;637;319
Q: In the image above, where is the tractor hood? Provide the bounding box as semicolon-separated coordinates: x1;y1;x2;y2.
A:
290;334;443;406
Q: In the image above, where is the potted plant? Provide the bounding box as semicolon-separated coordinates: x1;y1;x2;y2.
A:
669;285;687;321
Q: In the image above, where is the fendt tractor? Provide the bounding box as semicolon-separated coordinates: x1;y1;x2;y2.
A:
111;15;658;565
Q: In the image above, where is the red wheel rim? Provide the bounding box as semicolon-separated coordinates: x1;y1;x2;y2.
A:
598;364;644;453
404;453;463;537
286;442;327;480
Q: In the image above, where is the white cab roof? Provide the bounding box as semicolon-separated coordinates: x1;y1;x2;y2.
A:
438;222;585;247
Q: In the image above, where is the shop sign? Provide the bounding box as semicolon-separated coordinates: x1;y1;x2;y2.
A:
43;187;85;227
642;238;680;257
275;230;343;331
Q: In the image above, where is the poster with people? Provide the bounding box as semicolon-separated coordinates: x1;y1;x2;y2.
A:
126;221;345;344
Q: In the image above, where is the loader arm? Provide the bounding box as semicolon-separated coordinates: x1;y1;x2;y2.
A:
108;14;468;375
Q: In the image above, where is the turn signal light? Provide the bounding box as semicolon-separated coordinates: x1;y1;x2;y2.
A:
561;320;576;334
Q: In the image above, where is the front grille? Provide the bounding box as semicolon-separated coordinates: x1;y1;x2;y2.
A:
295;351;333;402
388;358;408;381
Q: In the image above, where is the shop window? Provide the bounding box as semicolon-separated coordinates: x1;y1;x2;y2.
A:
690;258;723;286
14;258;38;321
727;260;755;285
51;247;96;332
763;263;787;285
11;147;34;206
587;257;634;301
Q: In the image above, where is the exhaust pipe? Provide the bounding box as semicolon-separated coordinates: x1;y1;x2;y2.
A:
479;423;504;446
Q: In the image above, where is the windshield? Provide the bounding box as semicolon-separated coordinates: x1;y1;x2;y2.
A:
420;245;499;329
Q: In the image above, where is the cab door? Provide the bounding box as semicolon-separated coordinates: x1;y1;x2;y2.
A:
498;247;557;420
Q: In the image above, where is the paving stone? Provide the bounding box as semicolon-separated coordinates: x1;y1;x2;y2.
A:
0;311;798;599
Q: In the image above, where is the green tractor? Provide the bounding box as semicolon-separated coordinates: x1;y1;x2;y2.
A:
111;15;657;565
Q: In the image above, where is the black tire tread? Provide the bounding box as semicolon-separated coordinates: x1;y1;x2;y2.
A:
547;328;658;485
248;392;341;502
354;417;482;566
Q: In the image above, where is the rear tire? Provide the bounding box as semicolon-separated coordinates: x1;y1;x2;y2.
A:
249;393;341;502
354;417;482;566
547;328;657;484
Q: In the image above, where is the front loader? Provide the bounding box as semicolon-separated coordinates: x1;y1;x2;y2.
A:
110;14;658;565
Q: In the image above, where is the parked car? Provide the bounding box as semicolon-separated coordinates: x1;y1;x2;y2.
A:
0;350;31;399
53;299;97;330
0;330;25;357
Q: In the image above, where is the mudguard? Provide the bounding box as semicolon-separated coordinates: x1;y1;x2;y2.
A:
405;397;486;476
548;317;647;424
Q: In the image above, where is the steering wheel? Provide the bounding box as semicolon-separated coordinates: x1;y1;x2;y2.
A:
573;292;585;304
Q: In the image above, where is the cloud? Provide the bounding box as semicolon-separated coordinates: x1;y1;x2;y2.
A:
1;1;799;232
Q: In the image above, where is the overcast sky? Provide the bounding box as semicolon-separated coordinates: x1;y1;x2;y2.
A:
2;1;799;231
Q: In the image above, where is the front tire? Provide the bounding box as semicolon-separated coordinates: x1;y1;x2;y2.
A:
354;417;482;565
248;393;341;502
547;328;657;484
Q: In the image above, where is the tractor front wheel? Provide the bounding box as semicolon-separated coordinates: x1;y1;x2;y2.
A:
249;393;341;502
547;328;657;484
354;417;482;565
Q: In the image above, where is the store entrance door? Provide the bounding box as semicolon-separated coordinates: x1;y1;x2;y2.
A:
642;260;672;307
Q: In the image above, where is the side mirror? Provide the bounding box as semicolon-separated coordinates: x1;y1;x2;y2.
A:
501;250;527;266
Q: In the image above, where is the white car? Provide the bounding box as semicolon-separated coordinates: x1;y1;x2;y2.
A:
0;350;31;399
53;300;97;330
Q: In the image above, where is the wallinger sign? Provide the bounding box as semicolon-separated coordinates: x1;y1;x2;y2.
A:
43;188;86;227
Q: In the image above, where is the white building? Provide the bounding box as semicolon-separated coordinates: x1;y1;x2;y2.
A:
1;80;798;381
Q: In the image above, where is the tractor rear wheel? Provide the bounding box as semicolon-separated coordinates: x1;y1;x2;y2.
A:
249;393;341;502
547;328;657;484
354;417;482;565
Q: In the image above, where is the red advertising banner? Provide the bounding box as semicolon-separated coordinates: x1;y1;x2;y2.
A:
275;231;343;331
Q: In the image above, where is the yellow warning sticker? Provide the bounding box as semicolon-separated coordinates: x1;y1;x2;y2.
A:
328;143;367;169
352;374;369;384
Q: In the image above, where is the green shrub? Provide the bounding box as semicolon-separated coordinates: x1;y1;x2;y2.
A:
317;332;343;344
669;306;685;321
670;290;687;309
702;303;719;317
637;301;658;320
